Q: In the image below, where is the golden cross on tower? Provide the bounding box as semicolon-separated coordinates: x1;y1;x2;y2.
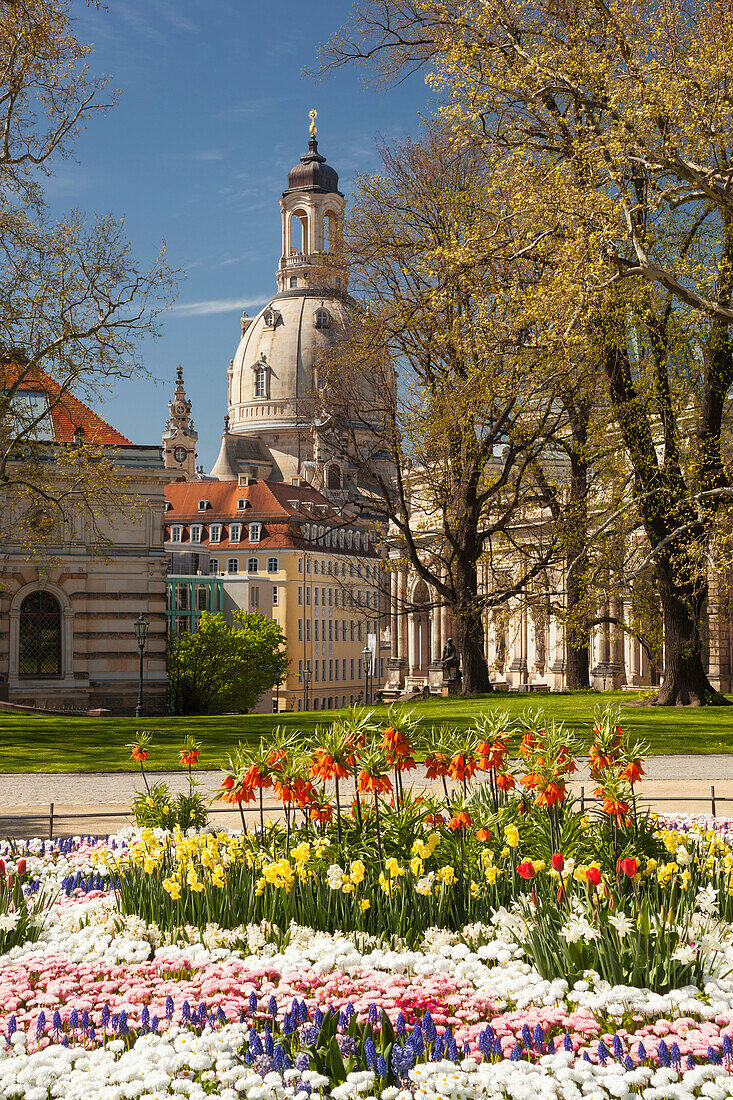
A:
309;109;317;137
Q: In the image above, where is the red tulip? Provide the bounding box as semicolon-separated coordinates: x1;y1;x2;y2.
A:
585;866;601;886
16;859;26;877
620;857;638;878
551;852;564;872
517;859;536;879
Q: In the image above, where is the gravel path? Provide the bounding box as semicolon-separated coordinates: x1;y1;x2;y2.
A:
0;755;729;838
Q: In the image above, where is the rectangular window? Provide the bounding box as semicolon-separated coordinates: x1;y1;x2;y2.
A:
335;660;339;681
250;586;259;609
314;662;320;682
334;620;339;642
358;658;362;680
298;660;303;682
306;618;311;641
305;587;311;606
249;522;261;543
298;586;303;606
314;619;319;642
267;557;278;573
209;524;221;544
350;657;355;681
190;525;202;543
209;558;220;575
306;558;311;573
342;619;347;640
322;587;326;605
350;620;355;642
272;585;279;606
230;524;242;543
329;659;333;681
328;588;333;607
298;618;303;642
298;558;303;573
328;620;333;641
196;587;209;612
314;588;319;606
358;622;363;642
171;525;182;543
247;557;258;574
343;658;347;680
227;558;239;574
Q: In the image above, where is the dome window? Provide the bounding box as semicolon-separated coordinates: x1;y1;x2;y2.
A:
314;308;331;330
254;366;267;399
263;308;280;329
289;277;298;288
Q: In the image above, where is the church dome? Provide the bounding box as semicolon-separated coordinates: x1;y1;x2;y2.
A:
285;138;341;196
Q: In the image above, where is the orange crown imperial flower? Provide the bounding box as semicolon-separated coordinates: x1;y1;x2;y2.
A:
357;770;392;794
131;746;149;763
424;753;450;779
448;810;472;831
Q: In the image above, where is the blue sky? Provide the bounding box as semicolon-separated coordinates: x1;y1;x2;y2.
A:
52;0;430;469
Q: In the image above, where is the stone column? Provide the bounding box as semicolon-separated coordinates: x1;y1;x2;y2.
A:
431;600;442;662
398;571;408;663
390;569;399;660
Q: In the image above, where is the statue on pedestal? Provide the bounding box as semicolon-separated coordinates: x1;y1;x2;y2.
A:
441;637;460;681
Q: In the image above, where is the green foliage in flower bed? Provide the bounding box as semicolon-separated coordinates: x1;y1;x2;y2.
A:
110;707;733;992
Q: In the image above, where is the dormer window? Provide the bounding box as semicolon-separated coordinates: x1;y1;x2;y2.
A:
171;525;183;543
287;500;300;511
314;308;331;330
164;501;173;512
230;523;242;543
197;499;210;512
249;522;261;543
254;364;267;399
237;498;250;510
263;308;279;328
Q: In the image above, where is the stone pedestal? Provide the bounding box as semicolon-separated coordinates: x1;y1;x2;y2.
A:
428;660;461;696
381;656;406;701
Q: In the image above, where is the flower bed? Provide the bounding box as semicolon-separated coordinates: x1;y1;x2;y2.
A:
2;709;733;1097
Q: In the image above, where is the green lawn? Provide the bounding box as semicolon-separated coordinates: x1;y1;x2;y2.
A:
1;691;733;773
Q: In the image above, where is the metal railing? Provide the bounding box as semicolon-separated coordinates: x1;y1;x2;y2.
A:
0;785;726;841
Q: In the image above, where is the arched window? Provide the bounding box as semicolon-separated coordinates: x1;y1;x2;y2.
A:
289;277;297;288
314;309;331;330
19;591;61;678
254;365;267;399
327;464;341;490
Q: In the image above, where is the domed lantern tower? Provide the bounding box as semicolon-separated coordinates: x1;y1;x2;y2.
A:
218;112;354;494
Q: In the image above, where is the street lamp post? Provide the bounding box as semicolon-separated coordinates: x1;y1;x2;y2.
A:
303;665;312;711
362;644;371;705
134;614;149;719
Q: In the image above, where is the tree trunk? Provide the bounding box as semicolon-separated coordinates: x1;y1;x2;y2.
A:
455;607;493;695
652;560;726;706
565;552;590;690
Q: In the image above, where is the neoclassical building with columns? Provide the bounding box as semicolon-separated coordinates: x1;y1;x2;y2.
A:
382;559;733;696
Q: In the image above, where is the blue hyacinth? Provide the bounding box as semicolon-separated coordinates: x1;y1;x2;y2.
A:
52;1010;62;1036
364;1038;378;1071
377;1054;388;1077
141;1006;150;1033
547;1037;555;1054
432;1034;444;1062
299;1000;308;1023
181;1001;191;1024
493;1037;502;1058
69;1009;78;1030
670;1042;681;1067
597;1041;608;1066
313;1007;324;1028
8;1015;16;1038
119;1011;128;1037
282;1011;294;1036
165;996;174;1020
80;1010;90;1032
268;996;277;1018
249;1028;264;1057
637;1042;647;1061
687;1055;695;1070
61;1036;70;1048
463;1041;471;1058
522;1024;532;1048
612;1034;623;1059
150;1017;158;1034
410;1023;425;1056
88;1025;96;1043
624;1055;634;1072
36;1011;46;1037
422;1012;437;1044
723;1034;733;1058
510;1042;523;1061
396;1011;406;1036
207;1014;217;1029
217;1007;226;1026
295;1052;310;1072
658;1040;671;1068
345;1001;355;1021
197;1002;207;1024
563;1033;573;1053
477;1028;493;1059
368;1004;379;1027
583;1052;591;1062
445;1029;459;1063
709;1046;723;1065
100;1004;110;1029
534;1024;544;1050
249;991;258;1015
264;1024;274;1056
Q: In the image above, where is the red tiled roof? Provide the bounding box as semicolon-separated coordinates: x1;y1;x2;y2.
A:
7;367;130;445
164;479;378;555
